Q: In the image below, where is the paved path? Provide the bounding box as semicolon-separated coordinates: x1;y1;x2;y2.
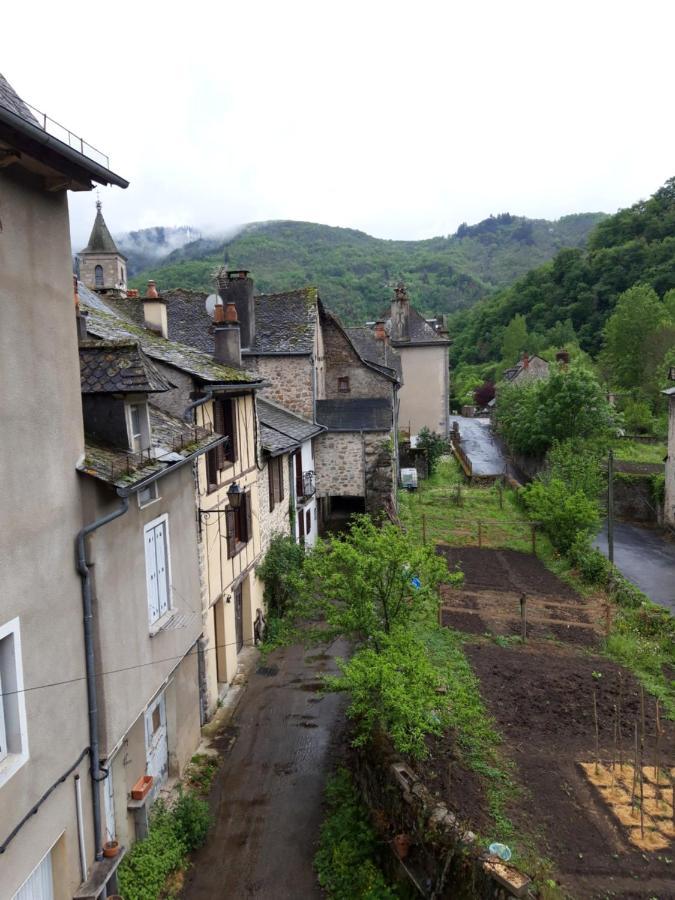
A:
449;415;507;477
594;522;675;614
182;642;346;899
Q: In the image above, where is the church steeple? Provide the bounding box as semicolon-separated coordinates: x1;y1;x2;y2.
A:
78;200;127;296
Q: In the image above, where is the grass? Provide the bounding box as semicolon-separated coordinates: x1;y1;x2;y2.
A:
612;440;667;465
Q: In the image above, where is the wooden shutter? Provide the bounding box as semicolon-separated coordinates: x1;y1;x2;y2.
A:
306;509;311;537
206;447;219;490
295;452;303;499
223;399;238;463
213;400;226;469
268;463;276;511
225;508;236;558
278;457;285;501
244;492;252;544
298;502;305;542
145;525;160;624
154;521;169;617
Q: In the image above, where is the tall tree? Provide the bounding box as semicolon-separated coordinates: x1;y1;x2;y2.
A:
602;284;671;390
501;313;529;364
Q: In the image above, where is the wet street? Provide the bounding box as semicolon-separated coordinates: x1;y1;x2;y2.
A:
449;415;507;477
595;521;675;613
182;642;347;899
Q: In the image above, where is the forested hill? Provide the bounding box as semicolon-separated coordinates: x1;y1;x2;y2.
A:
450;177;675;366
128;213;605;324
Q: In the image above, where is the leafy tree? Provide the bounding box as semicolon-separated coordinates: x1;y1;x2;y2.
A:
602;284;671;390
256;534;306;616
296;516;454;651
473;380;496;407
500;313;529;364
417;427;447;475
521;478;600;552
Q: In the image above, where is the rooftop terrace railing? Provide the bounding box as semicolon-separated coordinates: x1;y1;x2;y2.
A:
23;102;111;168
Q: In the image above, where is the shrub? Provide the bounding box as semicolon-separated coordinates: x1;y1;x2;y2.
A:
622;399;654;434
568;534;613;584
256;534;305;616
171;787;212;851
521;478;600;552
417;427;447;476
315;769;397;899
117;803;187;900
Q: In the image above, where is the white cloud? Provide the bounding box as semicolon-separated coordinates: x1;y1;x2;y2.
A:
4;0;674;248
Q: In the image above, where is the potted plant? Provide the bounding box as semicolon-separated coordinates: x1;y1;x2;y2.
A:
102;840;119;858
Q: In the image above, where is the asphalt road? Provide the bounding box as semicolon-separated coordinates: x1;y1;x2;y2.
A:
182;642;347;899
594;521;675;614
449;415;507;477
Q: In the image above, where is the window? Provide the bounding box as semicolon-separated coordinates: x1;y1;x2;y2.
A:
206;398;238;488
127;401;150;453
268;457;284;510
0;617;29;786
138;482;159;508
305;509;311;536
225;491;252;558
337;376;350;393
144;516;171;628
295;451;303;499
94;264;104;288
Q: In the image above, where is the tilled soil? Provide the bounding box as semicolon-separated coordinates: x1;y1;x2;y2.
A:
466;642;675;899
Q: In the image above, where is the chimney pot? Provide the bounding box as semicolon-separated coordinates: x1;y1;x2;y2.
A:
145;280;159;299
522;352;530;369
143;281;168;338
374;320;386;341
224;300;239;323
214;301;225;324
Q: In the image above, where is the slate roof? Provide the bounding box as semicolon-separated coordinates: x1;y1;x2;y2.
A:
346;327;402;380
247;288;318;354
79;406;223;492
80;203;124;256
316;398;392;432
77;283;262;386
79;340;171;394
319;302;399;385
0;74;38;123
387;306;451;347
503;355;549;383
258;398;324;456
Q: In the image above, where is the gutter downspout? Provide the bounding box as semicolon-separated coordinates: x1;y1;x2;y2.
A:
183;388;213;424
76;496;130;861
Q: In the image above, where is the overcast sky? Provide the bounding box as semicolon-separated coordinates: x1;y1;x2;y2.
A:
4;0;674;249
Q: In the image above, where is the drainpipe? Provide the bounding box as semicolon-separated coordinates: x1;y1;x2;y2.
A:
183;389;213;424
76;496;130;861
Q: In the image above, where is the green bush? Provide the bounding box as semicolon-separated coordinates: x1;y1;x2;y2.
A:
171;787;212;851
568;534;613;584
315;769;397;899
621;399;654;434
521;478;600;552
117;803;187;900
417;427;447;476
256;534;305;616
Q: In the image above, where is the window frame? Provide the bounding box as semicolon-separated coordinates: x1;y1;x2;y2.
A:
268;456;284;510
337;376;350;393
226;491;252;558
143;514;172;631
137;481;160;509
94;264;104;288
0;617;29;788
126;400;151;453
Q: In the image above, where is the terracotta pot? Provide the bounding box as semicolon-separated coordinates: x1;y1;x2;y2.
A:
103;840;119;858
131;774;153;801
393;833;412;860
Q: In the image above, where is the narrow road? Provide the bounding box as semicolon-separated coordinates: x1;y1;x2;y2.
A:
594;521;675;613
449;415;507;477
182;642;347;899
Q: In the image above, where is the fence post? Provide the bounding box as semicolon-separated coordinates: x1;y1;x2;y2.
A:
478;521;482;548
531;524;536;554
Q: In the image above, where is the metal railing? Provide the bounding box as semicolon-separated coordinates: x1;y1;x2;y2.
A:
23;102;111;168
96;424;213;481
301;470;316;499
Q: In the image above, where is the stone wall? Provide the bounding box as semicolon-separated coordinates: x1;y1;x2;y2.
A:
364;431;396;515
315;432;364;496
247;355;314;419
79;253;126;292
322;316;391;400
666;396;675;527
614;471;663;524
257;455;292;555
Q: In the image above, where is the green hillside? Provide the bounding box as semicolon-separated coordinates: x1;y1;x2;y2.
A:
129;213;605;324
450;178;675;367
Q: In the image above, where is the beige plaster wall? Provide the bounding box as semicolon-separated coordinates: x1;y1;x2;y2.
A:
0;168;94;898
398;344;449;436
665;396;675;526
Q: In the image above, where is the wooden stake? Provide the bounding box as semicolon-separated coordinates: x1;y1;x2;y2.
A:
593;689;600;775
617;673;623;771
639;742;645;839
631;722;638;813
520;593;527;642
422;513;427;546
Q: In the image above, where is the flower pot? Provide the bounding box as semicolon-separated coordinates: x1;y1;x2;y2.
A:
393;833;412;860
103;840;119;858
131;774;153;801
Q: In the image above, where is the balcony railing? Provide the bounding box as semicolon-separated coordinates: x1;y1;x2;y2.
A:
301;470;316;499
23;102;111;168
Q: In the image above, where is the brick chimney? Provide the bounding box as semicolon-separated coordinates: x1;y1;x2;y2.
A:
143;281;168;339
217;270;255;349
214;299;241;367
390;282;410;341
74;275;88;342
374;320;387;342
555;349;570;368
522;352;529;369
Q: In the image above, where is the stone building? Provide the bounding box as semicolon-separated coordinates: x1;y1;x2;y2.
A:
503;352;550;385
662;367;675;527
0;72;129;900
78;200;128;296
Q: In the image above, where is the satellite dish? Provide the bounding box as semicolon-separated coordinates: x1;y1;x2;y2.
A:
205;294;220;317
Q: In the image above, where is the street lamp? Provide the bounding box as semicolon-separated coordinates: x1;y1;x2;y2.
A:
227;481;243;510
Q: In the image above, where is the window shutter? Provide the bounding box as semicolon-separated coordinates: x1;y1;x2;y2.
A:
244;492;252;543
268;464;276;511
225;508;236;558
213;400;226;470
295;452;303;499
154;522;169;617
145;526;160;624
222;399;238;463
278;457;285;501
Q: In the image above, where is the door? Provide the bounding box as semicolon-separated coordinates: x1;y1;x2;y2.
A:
12;850;54;900
234;584;243;653
145;692;168;795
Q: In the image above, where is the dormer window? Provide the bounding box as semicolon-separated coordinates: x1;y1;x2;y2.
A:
127;401;151;452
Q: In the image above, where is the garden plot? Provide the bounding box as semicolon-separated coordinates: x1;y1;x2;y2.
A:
435;546;674;898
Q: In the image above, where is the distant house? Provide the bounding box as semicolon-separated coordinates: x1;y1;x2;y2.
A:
503;352;549;385
662;367;675;527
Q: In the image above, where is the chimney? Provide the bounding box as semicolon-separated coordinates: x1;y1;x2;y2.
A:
390;282;410;341
522;352;529;369
217;270;255;349
143;280;168;339
74;275;88;342
374;320;387;342
556;349;570;369
214;299;241;367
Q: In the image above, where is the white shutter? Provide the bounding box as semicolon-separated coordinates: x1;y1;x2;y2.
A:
154;522;169;617
12;850;54;900
0;668;7;762
144;526;160;625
